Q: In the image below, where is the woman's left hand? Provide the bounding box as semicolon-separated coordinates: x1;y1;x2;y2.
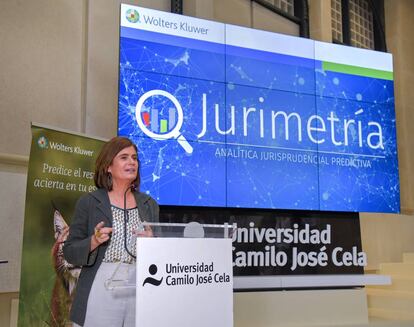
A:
134;224;153;238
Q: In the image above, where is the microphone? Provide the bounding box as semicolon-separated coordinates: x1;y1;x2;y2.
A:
123;183;136;259
130;183;136;192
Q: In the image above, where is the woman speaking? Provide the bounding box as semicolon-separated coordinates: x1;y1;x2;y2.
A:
63;137;159;327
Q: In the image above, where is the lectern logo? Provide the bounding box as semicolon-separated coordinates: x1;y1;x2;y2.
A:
126;9;140;23
143;264;163;286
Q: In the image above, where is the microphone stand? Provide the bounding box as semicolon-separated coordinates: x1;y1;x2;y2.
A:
123;184;136;259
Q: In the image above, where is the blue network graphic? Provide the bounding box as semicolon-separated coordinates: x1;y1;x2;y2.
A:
117;26;400;213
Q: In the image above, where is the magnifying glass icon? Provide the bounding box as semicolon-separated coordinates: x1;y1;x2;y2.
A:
135;89;193;154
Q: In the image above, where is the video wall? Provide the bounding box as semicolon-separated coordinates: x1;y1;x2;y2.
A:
118;4;399;213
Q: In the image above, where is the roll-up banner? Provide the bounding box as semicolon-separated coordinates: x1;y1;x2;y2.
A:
19;125;105;327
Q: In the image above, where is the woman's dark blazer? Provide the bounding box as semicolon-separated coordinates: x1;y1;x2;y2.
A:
63;188;159;326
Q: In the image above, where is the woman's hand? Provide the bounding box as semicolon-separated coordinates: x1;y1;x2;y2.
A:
134;224;153;238
90;221;112;251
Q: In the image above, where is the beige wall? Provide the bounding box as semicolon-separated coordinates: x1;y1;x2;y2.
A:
384;0;414;214
0;0;85;157
360;213;414;270
1;0;414;325
359;0;414;270
184;0;299;35
85;0;170;139
0;293;18;327
309;0;332;42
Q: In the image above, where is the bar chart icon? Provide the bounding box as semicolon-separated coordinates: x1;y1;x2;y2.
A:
142;107;177;134
135;89;193;153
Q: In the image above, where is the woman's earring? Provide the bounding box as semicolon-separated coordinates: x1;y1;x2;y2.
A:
107;172;113;190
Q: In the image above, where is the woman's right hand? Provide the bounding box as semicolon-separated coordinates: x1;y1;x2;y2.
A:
91;221;112;251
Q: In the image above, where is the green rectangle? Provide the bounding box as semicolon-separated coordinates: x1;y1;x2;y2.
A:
322;61;393;80
160;119;168;133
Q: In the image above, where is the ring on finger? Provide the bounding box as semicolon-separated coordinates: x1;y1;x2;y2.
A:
95;229;102;238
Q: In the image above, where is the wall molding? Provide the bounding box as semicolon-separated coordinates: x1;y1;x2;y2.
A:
0;153;29;167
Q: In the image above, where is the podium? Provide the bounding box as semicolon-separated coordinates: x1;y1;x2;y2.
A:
106;222;235;327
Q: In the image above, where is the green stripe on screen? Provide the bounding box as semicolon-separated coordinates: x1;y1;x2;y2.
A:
322;61;393;80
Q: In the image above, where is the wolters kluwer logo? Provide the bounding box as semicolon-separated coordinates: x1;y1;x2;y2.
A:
143;264;163;286
37;136;48;149
126;8;140;23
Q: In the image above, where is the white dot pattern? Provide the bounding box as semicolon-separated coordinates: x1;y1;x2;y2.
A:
103;206;141;264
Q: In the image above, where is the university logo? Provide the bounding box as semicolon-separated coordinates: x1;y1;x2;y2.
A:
37;136;49;149
143;264;163;286
126;9;140;23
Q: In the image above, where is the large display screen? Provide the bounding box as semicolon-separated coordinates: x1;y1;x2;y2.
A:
118;4;399;213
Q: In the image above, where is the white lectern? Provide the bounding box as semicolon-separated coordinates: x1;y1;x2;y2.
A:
106;222;235;327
